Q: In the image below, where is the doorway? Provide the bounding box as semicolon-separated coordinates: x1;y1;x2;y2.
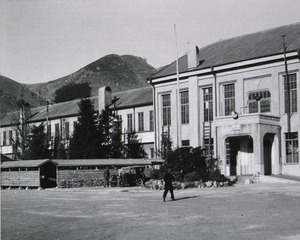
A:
264;134;274;175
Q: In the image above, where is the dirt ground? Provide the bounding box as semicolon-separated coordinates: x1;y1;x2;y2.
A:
1;183;300;240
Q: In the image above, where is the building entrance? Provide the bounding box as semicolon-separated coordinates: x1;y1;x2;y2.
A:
226;136;253;176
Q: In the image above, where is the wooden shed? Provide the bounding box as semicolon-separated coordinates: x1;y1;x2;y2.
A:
1;159;58;189
53;158;164;184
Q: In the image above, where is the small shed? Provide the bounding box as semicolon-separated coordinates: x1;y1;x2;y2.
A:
53;158;164;184
1;159;58;189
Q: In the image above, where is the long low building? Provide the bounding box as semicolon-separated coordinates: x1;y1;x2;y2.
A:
1;158;164;188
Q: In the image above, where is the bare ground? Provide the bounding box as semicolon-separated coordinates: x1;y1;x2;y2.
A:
1;183;300;240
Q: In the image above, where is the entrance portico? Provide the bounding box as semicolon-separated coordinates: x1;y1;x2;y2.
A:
215;114;281;176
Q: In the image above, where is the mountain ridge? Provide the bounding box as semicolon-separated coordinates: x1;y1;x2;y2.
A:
26;54;156;101
0;54;157;115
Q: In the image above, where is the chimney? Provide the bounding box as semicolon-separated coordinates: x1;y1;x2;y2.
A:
98;86;112;113
187;46;200;69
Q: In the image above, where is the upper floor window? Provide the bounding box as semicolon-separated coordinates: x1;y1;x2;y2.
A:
149;110;154;131
284;73;297;113
203;87;213;121
55;123;60;140
65;122;70;140
224;84;235;116
162;94;171;126
8;130;13;145
248;90;271;113
285;132;299;163
180;91;189;124
127;113;133;133
2;131;7;146
138;112;144;132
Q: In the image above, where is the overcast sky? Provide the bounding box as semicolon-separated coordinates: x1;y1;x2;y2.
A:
1;0;300;84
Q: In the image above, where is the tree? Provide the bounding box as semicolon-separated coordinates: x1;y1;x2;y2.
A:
54;83;91;103
10;97;31;160
69;98;100;158
109;118;124;158
23;124;49;160
125;131;147;158
159;127;172;161
97;109;112;158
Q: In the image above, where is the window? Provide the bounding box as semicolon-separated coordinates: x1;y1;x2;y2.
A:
203;87;213;121
138;112;144;132
8;130;12;145
285;132;299;163
248;90;271;113
47;124;51;140
204;138;214;156
149;111;154;131
127;114;133;132
162;94;171;126
150;148;154;158
180;91;189;124
55;123;60;140
224;84;235;116
182;140;190;147
225;138;230;164
3;131;7;146
65;122;69;140
284;73;297;113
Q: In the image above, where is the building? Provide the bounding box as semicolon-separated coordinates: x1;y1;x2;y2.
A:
0;87;155;159
148;23;300;177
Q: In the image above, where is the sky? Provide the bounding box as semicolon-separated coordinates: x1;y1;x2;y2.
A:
1;0;300;84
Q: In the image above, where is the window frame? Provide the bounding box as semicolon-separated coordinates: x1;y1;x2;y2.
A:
180;90;189;124
224;83;235;116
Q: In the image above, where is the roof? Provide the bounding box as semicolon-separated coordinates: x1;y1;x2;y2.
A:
1;87;153;126
150;22;300;79
0;159;57;168
1;154;13;162
53;158;164;167
110;87;152;110
0;106;44;127
19;87;152;123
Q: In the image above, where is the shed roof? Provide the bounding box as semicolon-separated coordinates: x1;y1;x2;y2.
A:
1;159;58;168
150;22;300;79
53;158;164;167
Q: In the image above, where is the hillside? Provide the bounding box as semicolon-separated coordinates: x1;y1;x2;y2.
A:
0;76;46;115
26;54;156;101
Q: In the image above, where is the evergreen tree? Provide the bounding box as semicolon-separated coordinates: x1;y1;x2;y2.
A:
125;131;147;158
109;118;124;158
23;124;49;160
159;126;172;161
69;98;100;158
97;109;112;158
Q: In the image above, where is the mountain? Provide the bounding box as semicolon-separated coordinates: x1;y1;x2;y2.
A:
0;75;46;116
26;54;157;101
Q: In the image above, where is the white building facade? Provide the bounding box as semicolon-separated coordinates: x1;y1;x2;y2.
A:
149;23;300;177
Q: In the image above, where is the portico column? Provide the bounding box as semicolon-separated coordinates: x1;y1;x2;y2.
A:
253;125;264;174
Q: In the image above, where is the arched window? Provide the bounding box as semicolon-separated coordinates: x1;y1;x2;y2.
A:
248;90;271;113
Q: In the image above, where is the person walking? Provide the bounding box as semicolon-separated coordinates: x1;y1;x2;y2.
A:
163;168;175;202
104;167;110;187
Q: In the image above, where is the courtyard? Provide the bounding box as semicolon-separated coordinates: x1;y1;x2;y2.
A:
1;183;300;240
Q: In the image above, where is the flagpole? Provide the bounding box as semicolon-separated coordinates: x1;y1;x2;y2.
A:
174;24;181;148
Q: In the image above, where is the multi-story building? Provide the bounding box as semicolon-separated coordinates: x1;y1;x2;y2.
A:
0;87;155;159
148;23;300;177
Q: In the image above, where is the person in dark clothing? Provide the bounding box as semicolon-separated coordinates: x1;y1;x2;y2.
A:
104;167;110;187
163;168;175;202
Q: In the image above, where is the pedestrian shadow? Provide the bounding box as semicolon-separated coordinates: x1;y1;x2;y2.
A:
170;195;200;201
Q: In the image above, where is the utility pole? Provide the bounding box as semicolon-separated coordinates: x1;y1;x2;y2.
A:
282;35;291;134
174;24;181;148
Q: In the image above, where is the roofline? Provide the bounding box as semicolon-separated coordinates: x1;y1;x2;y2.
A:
149;50;300;84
